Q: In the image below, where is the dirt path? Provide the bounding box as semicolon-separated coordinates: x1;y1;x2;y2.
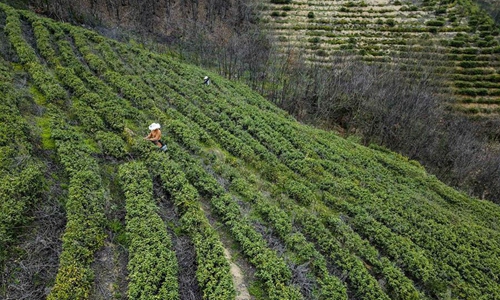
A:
223;248;251;300
195;167;252;300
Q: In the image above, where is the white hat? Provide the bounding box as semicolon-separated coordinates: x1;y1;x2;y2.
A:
204;76;208;80
148;123;160;130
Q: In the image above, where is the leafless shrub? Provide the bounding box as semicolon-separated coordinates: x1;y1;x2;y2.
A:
175;236;202;300
253;221;286;256
1;197;65;300
289;262;316;299
265;49;500;203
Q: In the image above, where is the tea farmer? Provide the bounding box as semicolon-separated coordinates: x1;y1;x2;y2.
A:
203;76;210;85
144;123;167;151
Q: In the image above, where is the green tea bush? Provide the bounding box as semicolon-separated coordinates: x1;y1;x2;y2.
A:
47;149;106;299
95;131;127;159
459;61;488;68
449;40;465;47
147;154;236;300
0;163;43;263
450;47;478;54
459;67;494;75
454;81;474;88
426;20;445;26
119;162;179;300
487;89;500;96
458;88;488;96
478;24;493;31
2;4;500;299
309;37;320;43
71;101;105;133
386;19;396;27
435;7;447;14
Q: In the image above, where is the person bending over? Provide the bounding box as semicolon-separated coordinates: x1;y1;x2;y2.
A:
144;123;167;151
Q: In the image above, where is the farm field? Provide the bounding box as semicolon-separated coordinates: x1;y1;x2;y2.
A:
260;0;500;117
1;2;500;299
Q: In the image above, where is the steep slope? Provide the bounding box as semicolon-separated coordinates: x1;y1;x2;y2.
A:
261;0;500;117
1;3;499;300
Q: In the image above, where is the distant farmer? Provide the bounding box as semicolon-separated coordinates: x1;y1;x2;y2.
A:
144;123;167;151
203;76;210;85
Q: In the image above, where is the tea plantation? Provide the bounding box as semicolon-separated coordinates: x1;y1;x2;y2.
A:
261;0;500;117
1;3;499;299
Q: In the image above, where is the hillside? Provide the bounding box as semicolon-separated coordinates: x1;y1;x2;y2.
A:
261;0;500;117
1;3;500;300
476;0;500;24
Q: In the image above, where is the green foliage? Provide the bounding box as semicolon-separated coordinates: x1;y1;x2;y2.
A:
435;6;447;14
1;4;500;299
95;131;127;159
155;144;303;299
118;162;179;300
71;100;105;133
308;37;320;44
147;154;236;300
257;0;500;114
458;87;489;96
47;264;95;300
385;18;396;27
2;7;66;103
426;20;445;26
449;39;465;47
47;113;107;300
0;58;45;264
0;163;44;262
37;115;56;149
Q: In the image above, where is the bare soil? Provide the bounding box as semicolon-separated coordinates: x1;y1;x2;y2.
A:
199;199;254;300
90;240;128;300
223;248;251;300
154;179;203;300
0;159;66;300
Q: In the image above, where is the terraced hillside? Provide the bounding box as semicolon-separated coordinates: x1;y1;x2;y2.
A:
261;0;500;117
1;3;500;299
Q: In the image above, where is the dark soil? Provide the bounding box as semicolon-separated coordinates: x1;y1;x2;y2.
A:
154;178;203;300
0;158;66;300
90;240;128;300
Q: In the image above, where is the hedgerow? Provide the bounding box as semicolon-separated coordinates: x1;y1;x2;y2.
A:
186;144;350;299
118;162;179;300
0;74;44;265
157;140;307;299
145;152;236;300
46;113;106;300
